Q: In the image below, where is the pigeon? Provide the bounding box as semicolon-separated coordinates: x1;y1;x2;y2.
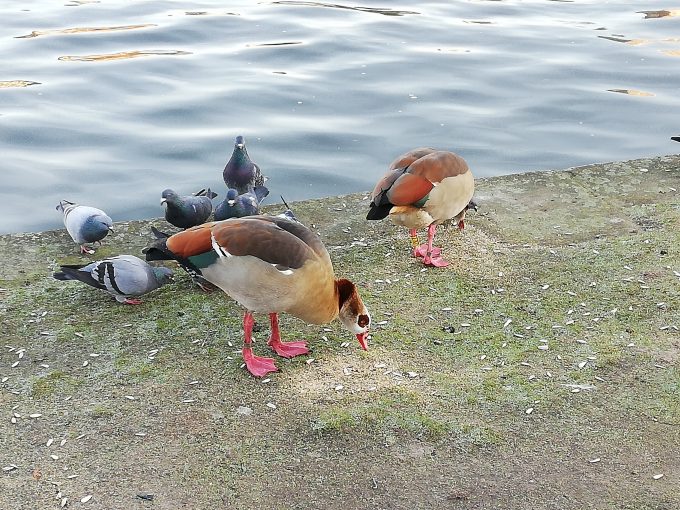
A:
222;135;267;194
143;216;370;377
367;148;475;267
56;200;113;255
53;255;173;304
161;188;217;229
214;185;269;221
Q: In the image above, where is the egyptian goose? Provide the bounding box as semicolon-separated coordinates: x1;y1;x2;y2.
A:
223;135;267;194
56;200;113;255
367;148;476;267
161;188;218;229
54;255;173;304
143;215;370;377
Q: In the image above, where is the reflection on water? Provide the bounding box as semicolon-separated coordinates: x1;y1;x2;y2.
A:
638;10;680;19
0;80;40;88
184;11;238;16
607;89;655;97
248;41;303;47
65;0;100;5
1;0;680;234
58;50;191;62
271;1;418;16
15;24;156;39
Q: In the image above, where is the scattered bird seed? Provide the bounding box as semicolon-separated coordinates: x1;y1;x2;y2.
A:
124;395;136;400
135;432;147;437
11;361;19;368
60;439;66;446
82;360;89;367
29;413;42;418
261;378;271;384
46;438;54;447
81;495;93;503
653;474;664;480
266;402;277;410
589;458;601;463
2;465;18;471
182;399;195;403
525;407;534;415
61;497;67;508
50;455;59;460
335;384;344;391
503;319;512;328
578;361;588;369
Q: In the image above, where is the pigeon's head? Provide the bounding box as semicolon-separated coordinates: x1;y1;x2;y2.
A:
160;189;179;206
152;266;174;285
234;135;245;149
226;189;239;206
466;199;479;212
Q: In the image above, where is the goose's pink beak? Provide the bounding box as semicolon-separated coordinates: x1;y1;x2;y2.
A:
357;332;369;351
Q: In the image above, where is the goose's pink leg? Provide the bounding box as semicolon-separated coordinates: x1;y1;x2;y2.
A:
411;228;441;259
267;313;309;358
242;311;278;377
422;224;449;267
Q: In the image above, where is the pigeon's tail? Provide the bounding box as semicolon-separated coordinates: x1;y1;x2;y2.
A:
277;196;302;224
55;199;75;212
150;226;171;240
254;185;270;203
194;188;218;200
54;265;103;289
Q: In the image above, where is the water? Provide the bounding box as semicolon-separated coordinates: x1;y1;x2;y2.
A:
1;0;678;234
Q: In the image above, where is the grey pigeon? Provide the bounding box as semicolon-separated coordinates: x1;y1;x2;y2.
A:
214;185;269;221
161;188;217;229
53;255;173;304
56;200;113;255
222;135;267;194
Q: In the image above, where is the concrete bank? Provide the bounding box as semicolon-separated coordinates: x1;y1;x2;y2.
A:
1;155;679;510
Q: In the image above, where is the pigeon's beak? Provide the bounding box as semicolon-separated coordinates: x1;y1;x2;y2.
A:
160;198;167;206
227;199;236;206
356;332;369;351
236;143;244;149
108;226;115;234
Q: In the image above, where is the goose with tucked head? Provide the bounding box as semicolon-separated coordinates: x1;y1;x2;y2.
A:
367;148;476;267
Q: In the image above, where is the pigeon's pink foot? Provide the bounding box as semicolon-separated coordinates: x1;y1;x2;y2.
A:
413;244;441;259
268;337;309;358
242;347;278;377
123;298;143;305
422;252;450;267
80;245;95;255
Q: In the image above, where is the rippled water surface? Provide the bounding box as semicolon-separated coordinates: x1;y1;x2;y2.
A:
1;0;679;233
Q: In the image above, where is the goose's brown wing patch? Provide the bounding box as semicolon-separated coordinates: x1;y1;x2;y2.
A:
211;216;318;269
389;147;437;170
407;151;469;183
